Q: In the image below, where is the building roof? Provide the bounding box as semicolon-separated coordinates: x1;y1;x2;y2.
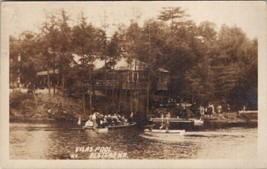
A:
157;68;169;73
72;54;169;73
37;69;59;76
72;54;146;71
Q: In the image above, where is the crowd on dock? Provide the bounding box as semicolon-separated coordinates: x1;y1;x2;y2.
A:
154;102;239;120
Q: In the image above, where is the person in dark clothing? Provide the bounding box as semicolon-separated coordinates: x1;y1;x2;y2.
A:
190;102;198;118
106;115;112;125
207;105;213;117
180;105;188;119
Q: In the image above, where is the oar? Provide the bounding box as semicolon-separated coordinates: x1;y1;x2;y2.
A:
159;124;165;129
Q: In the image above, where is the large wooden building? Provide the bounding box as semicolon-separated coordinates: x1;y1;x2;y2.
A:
35;55;170;114
91;57;169;93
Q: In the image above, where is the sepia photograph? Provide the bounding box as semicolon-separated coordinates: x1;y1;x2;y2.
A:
1;1;267;168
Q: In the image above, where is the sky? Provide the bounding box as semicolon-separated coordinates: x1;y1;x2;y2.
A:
6;1;266;39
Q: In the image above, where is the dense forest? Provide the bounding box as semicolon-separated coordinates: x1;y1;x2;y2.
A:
10;7;257;112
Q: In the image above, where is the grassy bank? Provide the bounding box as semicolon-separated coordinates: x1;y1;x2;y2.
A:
10;90;83;122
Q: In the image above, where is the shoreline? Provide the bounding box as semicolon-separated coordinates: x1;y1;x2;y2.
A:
9;116;257;129
9;90;257;128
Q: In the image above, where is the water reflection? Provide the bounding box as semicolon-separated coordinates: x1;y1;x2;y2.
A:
10;122;257;159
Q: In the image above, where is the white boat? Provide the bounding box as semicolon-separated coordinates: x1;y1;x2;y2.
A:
144;129;185;136
94;128;108;133
83;122;136;131
151;118;204;127
83;126;108;133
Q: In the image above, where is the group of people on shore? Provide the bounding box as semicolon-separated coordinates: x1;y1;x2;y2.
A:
155;103;233;120
83;111;134;128
197;103;233;117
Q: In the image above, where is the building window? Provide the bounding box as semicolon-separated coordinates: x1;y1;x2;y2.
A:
127;72;131;82
127;72;139;82
132;72;139;82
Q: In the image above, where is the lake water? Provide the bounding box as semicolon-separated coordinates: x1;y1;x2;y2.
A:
10;122;257;159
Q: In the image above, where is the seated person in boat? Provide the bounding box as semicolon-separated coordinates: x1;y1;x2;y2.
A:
96;113;107;128
128;112;134;123
84;118;93;128
120;115;128;124
111;113;121;125
92;111;98;128
217;105;223;114
99;119;106;128
96;114;101;127
102;115;109;126
99;114;110;128
106;115;113;125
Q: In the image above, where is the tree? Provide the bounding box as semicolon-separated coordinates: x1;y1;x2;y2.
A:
10;36;21;88
106;32;122;108
71;12;107;113
10;32;43;86
183;22;218;103
229;39;257;109
198;21;217;43
57;9;73;95
40;13;60;95
211;25;257;108
158;7;188;28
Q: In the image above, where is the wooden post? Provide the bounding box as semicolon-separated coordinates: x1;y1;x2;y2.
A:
89;91;92;114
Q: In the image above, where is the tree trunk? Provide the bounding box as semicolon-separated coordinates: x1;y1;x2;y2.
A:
130;75;133;113
118;87;122;113
61;74;65;106
104;58;107;95
89;66;95;114
52;56;56;95
146;23;151;116
89;92;92;114
82;93;86;115
47;67;51;97
112;67;115;108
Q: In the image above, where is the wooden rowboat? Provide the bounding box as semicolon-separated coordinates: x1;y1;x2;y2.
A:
94;128;108;133
144;129;185;135
83;126;108;133
83;122;136;130
107;122;136;129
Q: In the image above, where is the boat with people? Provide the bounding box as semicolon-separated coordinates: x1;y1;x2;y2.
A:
151;117;203;126
82;123;136;133
142;111;186;138
150;117;204;130
83;122;136;130
81;110;136;132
